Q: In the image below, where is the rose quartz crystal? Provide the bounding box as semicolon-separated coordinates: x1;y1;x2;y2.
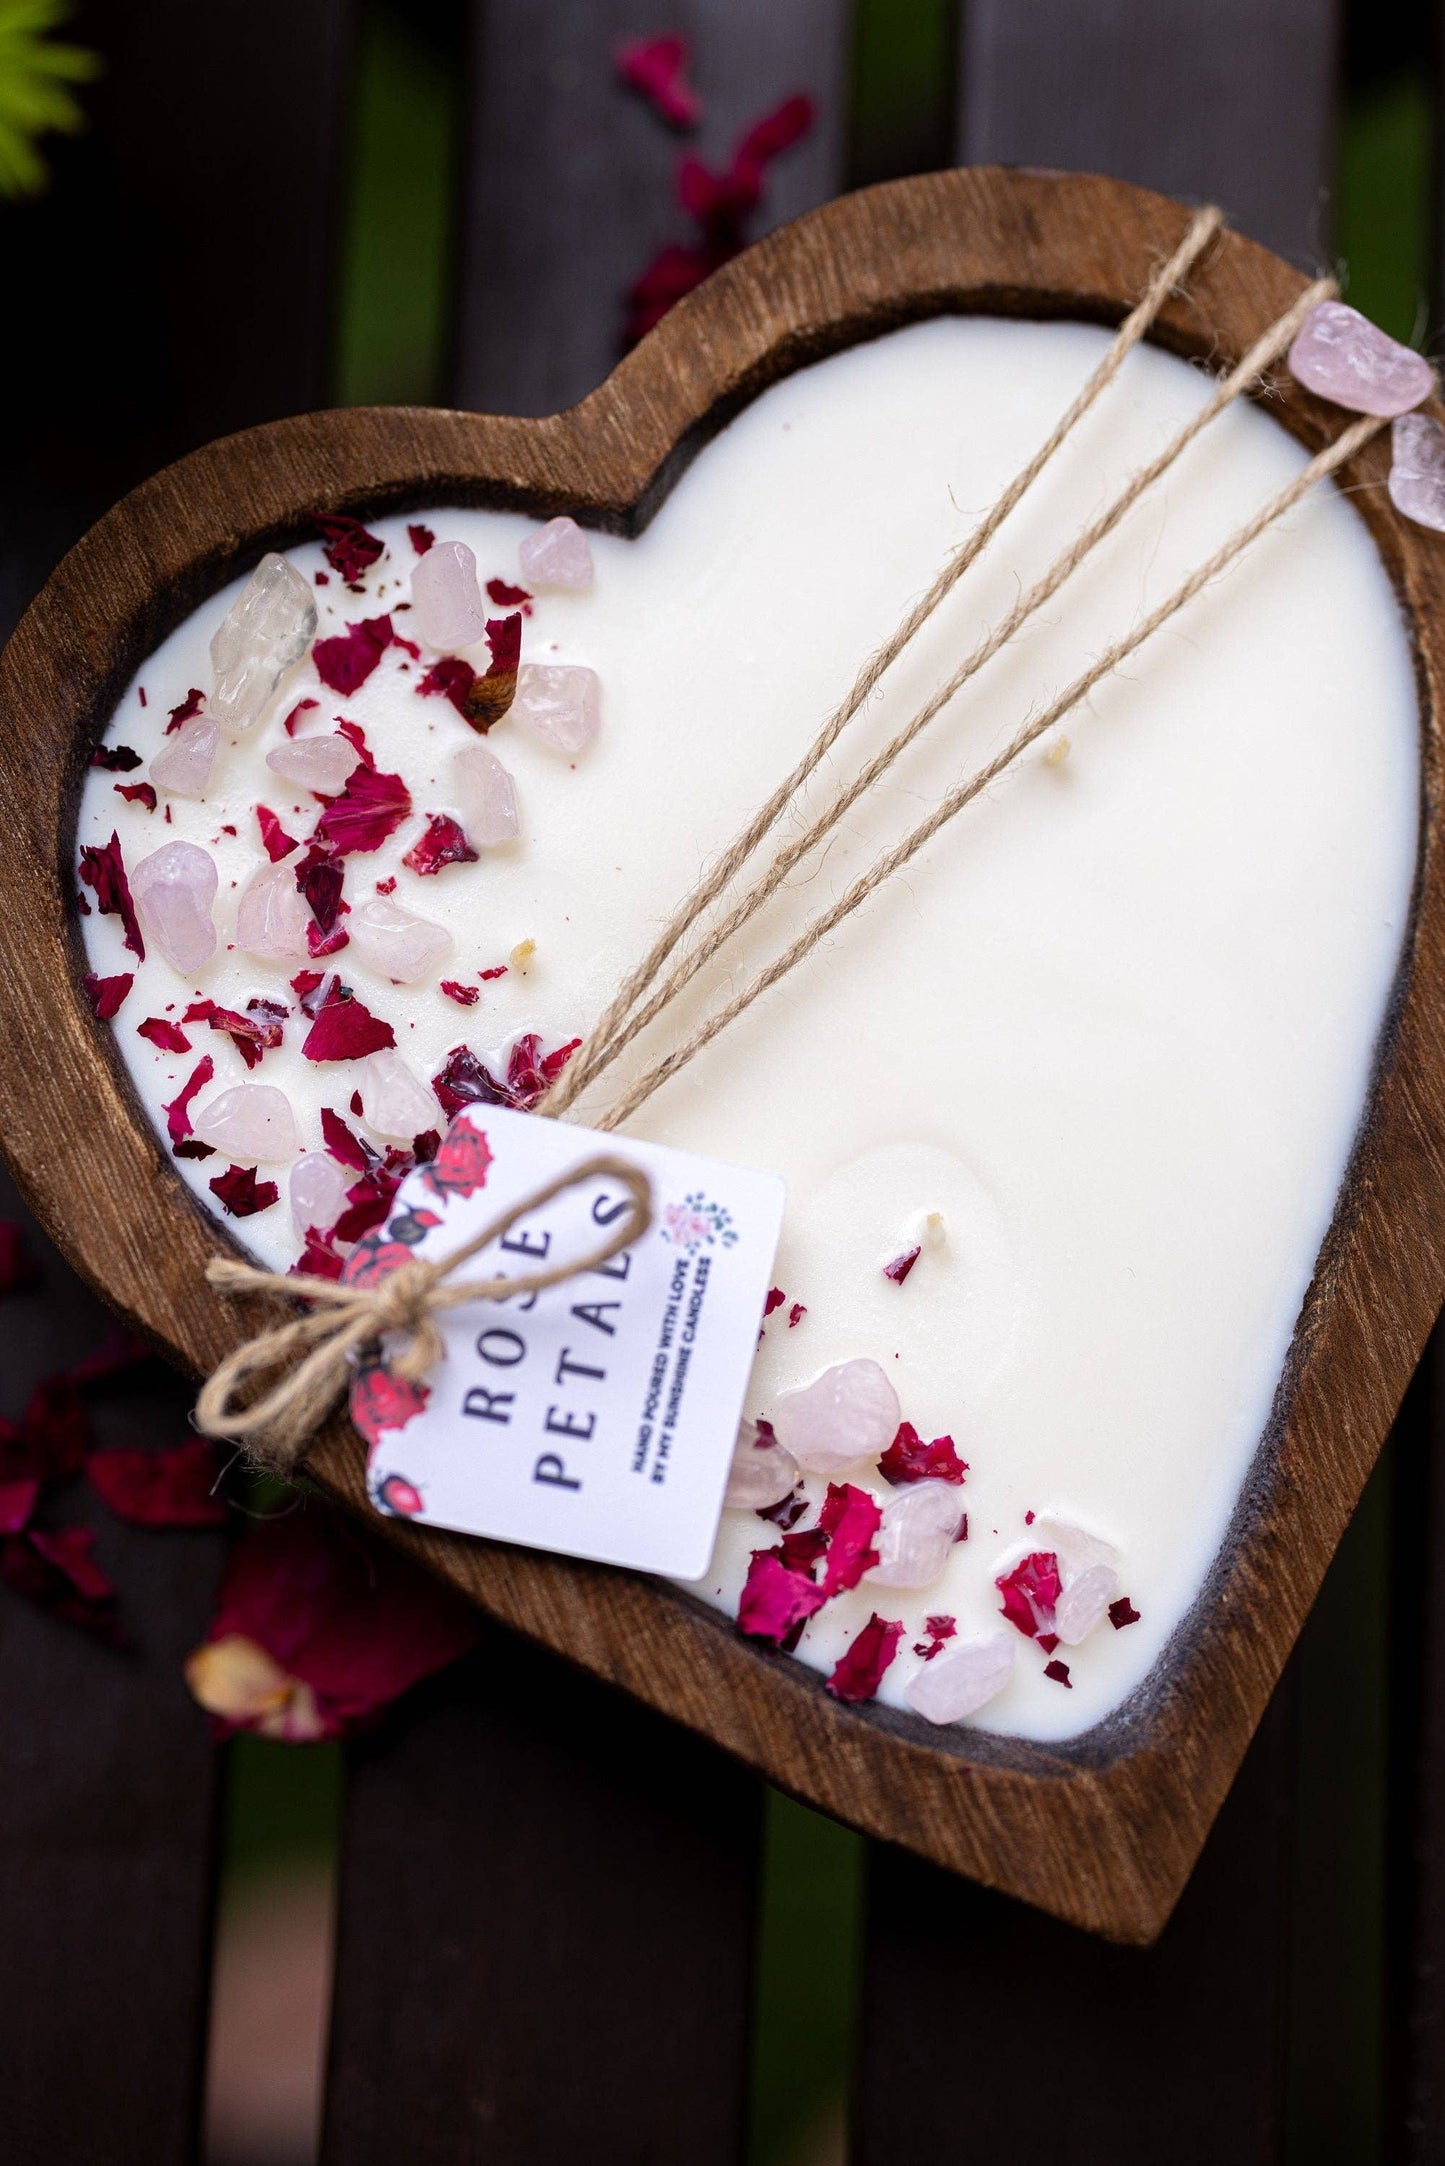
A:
236;857;312;962
1389;412;1445;531
511;664;600;756
770;1358;900;1476
723;1419;799;1512
348;896;453;983
210;553;317;730
290;1150;350;1237
130;841;218;973
192;1083;300;1162
866;1479;966;1589
266;735;360;795
1053;1562;1120;1645
518;515;594;591
905;1633;1015;1726
410;539;488;651
451;742;520;844
150;715;220;799
360;1049;438;1142
1287;302;1433;417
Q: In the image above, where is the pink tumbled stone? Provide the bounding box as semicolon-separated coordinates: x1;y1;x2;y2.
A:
770;1358;900;1477
266;734;360;795
1053;1563;1120;1647
130;841;218;974
451;742;520;844
410;539;488;651
210;553;317;731
517;515;594;591
511;664;600;757
905;1634;1015;1726
150;715;220;799
1389;412;1445;531
1287;301;1433;417
866;1479;965;1589
236;857;312;962
348;896;453;983
723;1419;799;1512
360;1049;437;1142
192;1083;300;1162
290;1150;350;1237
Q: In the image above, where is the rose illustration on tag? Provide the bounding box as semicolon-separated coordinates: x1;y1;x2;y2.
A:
372;1472;425;1517
421;1112;494;1199
661;1189;738;1251
351;1362;430;1449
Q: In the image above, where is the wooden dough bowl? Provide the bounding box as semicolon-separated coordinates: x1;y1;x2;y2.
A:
2;168;1441;1945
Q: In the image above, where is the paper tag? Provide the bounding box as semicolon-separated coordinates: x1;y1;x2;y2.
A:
352;1105;785;1578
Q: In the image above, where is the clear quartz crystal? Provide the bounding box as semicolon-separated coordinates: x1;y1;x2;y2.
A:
517;515;594;591
1389;412;1445;531
865;1479;965;1589
209;553;317;731
1287;301;1434;418
290;1150;350;1237
150;715;220;799
723;1419;799;1512
236;857;312;962
511;664;600;756
130;841;218;973
266;735;360;794
451;742;520;844
905;1634;1016;1726
361;1049;438;1142
770;1358;900;1476
192;1084;300;1162
348;896;453;983
410;538;487;650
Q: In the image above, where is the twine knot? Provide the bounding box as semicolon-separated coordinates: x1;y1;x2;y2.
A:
195;1153;651;1474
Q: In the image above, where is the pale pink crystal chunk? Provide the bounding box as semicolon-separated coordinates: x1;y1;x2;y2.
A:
150;715;220;799
410;539;488;651
511;664;600;757
1287;301;1433;418
192;1083;300;1162
360;1049;438;1142
723;1419;799;1512
290;1150;350;1237
770;1358;900;1477
266;735;360;795
1053;1562;1120;1647
905;1634;1015;1726
236;857;312;962
130;841;218;974
518;515;594;591
866;1479;965;1590
210;553;317;731
1389;412;1445;531
451;742;520;844
348;896;453;983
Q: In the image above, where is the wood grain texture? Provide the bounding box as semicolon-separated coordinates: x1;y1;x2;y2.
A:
958;0;1341;265
321;1625;761;2166
453;0;850;414
1;169;1440;1943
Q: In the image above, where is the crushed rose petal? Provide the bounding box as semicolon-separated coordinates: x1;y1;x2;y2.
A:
79;832;144;959
163;1054;215;1145
1109;1596;1141;1629
996;1551;1063;1641
302;981;396;1062
1043;1658;1073;1687
138;1015;190;1053
825;1611;903;1704
312;613;394;696
818;1481;882;1595
115;781;158;811
440;979;480;1006
165;687;205;735
737;1548;828;1646
209;1164;281;1217
314;761;412;856
315;512;385;584
90;743;142;772
257;805;299;860
407;523;435;555
82;971;133;1020
878;1421;968;1487
86;1440;228;1528
463;615;522;732
403;813;478;877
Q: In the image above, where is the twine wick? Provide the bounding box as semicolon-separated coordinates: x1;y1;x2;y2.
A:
197;1154;651;1469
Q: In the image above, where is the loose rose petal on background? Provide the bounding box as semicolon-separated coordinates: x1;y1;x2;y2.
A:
302;982;396;1062
463;614;522;732
485;577;532;610
165;687;205;735
818;1481;882;1595
878;1420;968;1486
616;31;702;129
79;831;145;959
763;1287;786;1318
82;971;134;1020
1043;1658;1073;1687
403;813;478;877
417;654;476;716
209;1165;281;1217
312;614;394;696
825;1612;903;1703
315;513;385;584
257;805;299;861
87;1440;228;1527
1110;1596;1142;1629
883;1246;921;1285
315;761;412;856
737;1549;828;1645
440;979;480;1006
115;781;158;812
3;1525;121;1641
283;696;320;737
407;523;435;555
996;1550;1063;1640
163;1054;215;1145
91;743;143;771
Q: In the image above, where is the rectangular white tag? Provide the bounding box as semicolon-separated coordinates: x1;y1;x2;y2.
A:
358;1105;785;1578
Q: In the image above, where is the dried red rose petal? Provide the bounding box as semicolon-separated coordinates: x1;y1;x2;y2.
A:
878;1421;968;1487
440;979;479;1006
616;31;702;129
321;1104;375;1170
2;1524;120;1641
91;743;142;772
183;997;284;1071
163;1054;215;1145
292;1226;346;1280
1043;1658;1073;1687
303;982;396;1062
407;523;435;555
486;577;532;610
209;1164;280;1217
996;1550;1063;1640
283;696;319;737
86;1440;227;1527
315;512;384;584
403;814;478;877
763;1287;786;1318
115;781;158;812
913;1613;958;1660
777;1525;828;1576
430;1033;579;1118
1109;1596;1141;1629
737;1549;828;1645
79;831;144;959
257;805;298;861
478;964;508;981
883;1246;921;1285
417;655;475;717
818;1481;882;1596
165;687;205;735
138;1015;190;1052
314;761;412;856
82;971;133;1020
313;614;394;696
757;1486;807;1531
463;615;522;732
788;1302;806;1327
825;1612;903;1704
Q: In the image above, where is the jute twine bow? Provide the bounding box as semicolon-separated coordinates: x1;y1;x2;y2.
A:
195;1155;651;1469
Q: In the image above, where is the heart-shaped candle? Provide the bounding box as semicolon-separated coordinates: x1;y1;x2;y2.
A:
2;170;1441;1942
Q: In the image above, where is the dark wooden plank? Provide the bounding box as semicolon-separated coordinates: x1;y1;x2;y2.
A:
453;0;852;415
957;0;1342;263
320;1627;762;2165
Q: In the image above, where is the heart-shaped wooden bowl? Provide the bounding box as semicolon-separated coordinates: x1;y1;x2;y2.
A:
2;167;1441;1944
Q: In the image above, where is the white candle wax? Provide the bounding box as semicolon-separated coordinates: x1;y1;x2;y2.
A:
77;318;1418;1742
